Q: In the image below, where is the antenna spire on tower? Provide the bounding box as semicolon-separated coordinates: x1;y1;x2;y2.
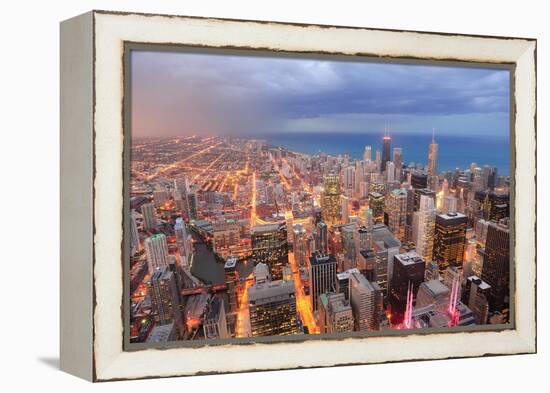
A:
432;127;435;143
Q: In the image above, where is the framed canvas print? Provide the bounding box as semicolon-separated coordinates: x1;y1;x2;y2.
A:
60;10;537;381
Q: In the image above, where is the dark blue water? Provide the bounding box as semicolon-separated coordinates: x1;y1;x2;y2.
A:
261;132;510;176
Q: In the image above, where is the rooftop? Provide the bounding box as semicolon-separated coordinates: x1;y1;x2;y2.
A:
383;235;401;249
248;280;295;303
336;268;360;281
467;275;491;291
395;251;424;266
224;257;238;269
349;271;381;292
309;253;337;266
250;223;283;234
438;212;467;220
391;188;407;197
420;279;450;297
146;322;175;343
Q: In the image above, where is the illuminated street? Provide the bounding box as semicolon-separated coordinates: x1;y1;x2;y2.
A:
235;274;253;338
288;252;319;334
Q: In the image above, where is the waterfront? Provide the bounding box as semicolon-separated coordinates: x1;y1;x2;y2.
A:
190;233;255;285
261;132;510;175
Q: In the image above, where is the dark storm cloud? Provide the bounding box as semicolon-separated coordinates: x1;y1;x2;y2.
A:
131;50;509;137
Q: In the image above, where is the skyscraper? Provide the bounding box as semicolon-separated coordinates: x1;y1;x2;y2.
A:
253;262;271;285
248;280;299;337
433;212;467;274
415;279;450;309
315;221;329;255
153;188;169;208
251;223;289;280
411;171;428;191
412;194;436;261
349;272;384;331
341;223;358;266
479;191;510;222
387;188;408;241
481;218;510;313
186;191;198;220
354;160;366;198
363;145;372;162
141;202;157;231
342;166;355;197
335;267;361;300
393;147;403;181
292;223;308;267
381;131;391;172
442;196;458;214
425;260;440;281
463;275;491;325
389;251;426;324
427;129;438;189
368;191;385;224
212;219;240;258
321;173;341;226
404;187;416;242
318;292;354;333
308;253;337;312
144;233;169;273
224;257;240;312
413;188;435;212
203;297;229;340
174;217;191;262
372;235;401;294
340;194;350;223
386;161;395;182
130;212;140;255
149;266;184;336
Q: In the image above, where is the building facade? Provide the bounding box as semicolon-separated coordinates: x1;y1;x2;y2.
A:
387;188;408;241
481;219;510;313
349;272;383;331
308;253;338;312
144;233;169;273
389;251;426;324
149;266;184;337
251;223;289;280
321;174;341;227
248;280;299;337
433;212;467;274
141;202;157;231
318;292;354;333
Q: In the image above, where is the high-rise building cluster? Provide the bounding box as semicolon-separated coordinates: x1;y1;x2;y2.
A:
129;132;510;343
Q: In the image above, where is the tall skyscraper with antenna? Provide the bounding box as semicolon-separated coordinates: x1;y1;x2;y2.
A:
428;128;439;190
381;128;391;172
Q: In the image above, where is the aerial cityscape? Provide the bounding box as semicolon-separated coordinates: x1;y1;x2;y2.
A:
128;51;511;344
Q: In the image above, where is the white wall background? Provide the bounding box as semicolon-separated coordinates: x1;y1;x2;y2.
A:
0;0;546;391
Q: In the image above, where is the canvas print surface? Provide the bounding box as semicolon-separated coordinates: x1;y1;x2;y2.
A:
127;49;511;345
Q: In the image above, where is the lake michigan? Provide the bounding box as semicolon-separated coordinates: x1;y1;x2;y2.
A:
260;132;510;176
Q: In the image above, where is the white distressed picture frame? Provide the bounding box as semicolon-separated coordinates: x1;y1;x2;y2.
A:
60;10;536;381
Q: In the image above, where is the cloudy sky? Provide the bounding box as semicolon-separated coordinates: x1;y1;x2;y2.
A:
131;50;510;138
